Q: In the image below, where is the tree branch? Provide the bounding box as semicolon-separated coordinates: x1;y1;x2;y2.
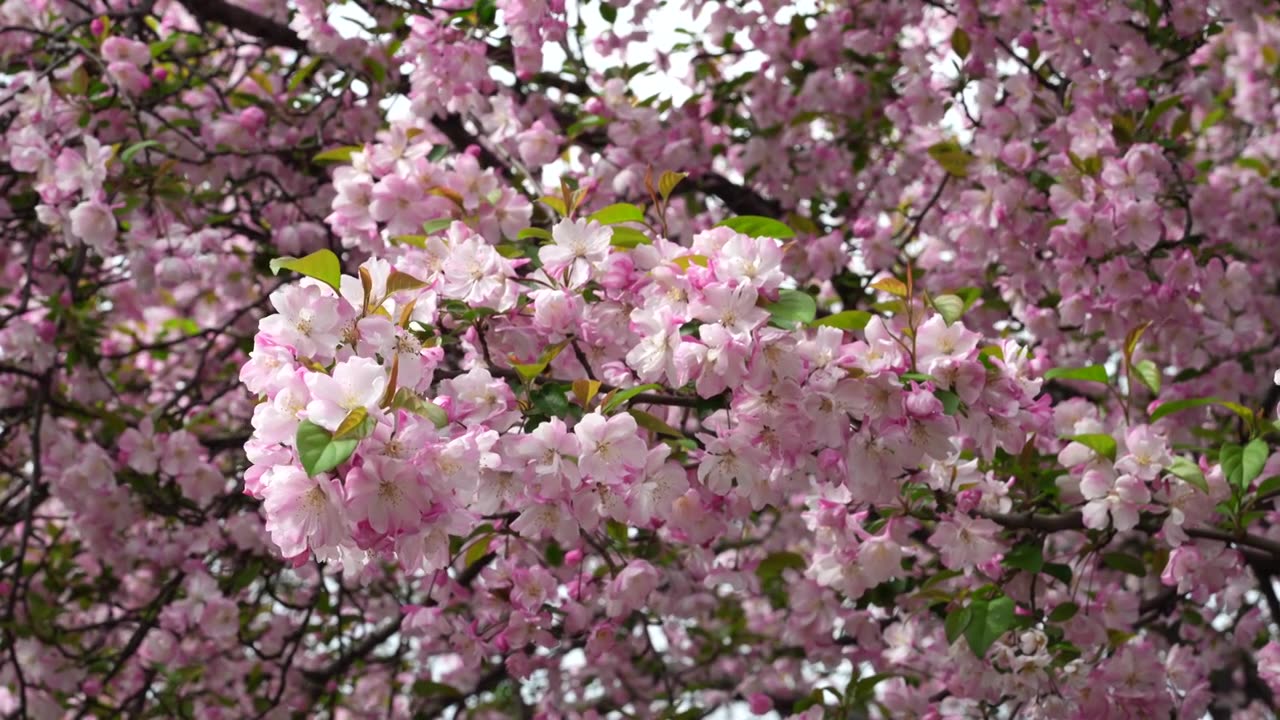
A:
177;0;306;51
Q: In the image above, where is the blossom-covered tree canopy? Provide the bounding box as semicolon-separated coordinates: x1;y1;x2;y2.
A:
2;0;1280;717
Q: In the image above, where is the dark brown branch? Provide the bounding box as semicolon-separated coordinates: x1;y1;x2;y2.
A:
178;0;307;51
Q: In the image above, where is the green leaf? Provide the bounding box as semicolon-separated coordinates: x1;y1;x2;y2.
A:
1043;365;1109;384
228;559;264;593
1200;107;1226;131
1221;442;1245;490
120;140;161;164
269;249;342;292
539;195;568;216
899;372;934;384
672;254;708;270
28;593;57;629
1255;475;1280;500
1043;563;1073;585
1167;456;1209;494
628;408;683;437
385;270;428;295
935;389;961;416
812;310;872;331
422;217;454;235
312;145;361;163
1223;439;1269;491
850;673;893;705
1243;439;1269;487
1101;552;1146;577
658;171;687;200
764;289;816;328
1142;94;1182;131
1150;396;1254;424
715;215;796;239
1068;433;1118;462
964;596;1015;658
1048;602;1079;623
1132;359;1161;394
513;341;568;384
518;227;552;241
545;541;565;567
602;383;664;413
412;680;463;699
464;534;494;569
945;606;972;645
288;56;324;91
951;27;971;59
388;388;448;429
755;551;806;582
609;226;651;248
870;277;908;297
566;114;608;138
600;2;617;23
428;144;451;162
1003;543;1044;574
332;407;375;441
295;420;359;477
931;294;965;324
589;202;646;225
927;139;974;178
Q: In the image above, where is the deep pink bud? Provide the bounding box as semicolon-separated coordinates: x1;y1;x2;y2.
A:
748;693;773;714
956;489;982;513
239;106;267;131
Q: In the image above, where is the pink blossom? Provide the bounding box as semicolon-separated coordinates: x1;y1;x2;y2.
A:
68;200;117;252
539;218;612;287
1081;471;1150;531
303;357;388;432
927;515;1002;570
575;412;648;483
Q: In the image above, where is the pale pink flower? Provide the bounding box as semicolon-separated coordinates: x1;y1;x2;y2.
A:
575;412;647;483
303;357;388;432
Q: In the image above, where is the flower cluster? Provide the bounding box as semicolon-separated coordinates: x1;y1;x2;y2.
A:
5;0;1280;717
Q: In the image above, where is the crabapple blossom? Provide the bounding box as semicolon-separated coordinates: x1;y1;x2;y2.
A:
7;0;1280;717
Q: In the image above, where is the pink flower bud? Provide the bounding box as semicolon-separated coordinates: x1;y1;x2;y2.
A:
956;489;982;513
748;693;773;715
239;106;267;132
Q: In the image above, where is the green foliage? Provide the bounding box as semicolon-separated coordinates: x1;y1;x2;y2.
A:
1150;396;1254;424
950;595;1016;657
1067;433;1118;462
1043;364;1109;384
930;293;965;324
1101;552;1146;577
388;388;449;429
764;289;817;328
811;310;872;330
715;215;796;239
603;384;664;413
269;249;342;292
1167;456;1209;493
1221;439;1268;491
927;139;974;177
295;420;359;477
588;202;646;225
